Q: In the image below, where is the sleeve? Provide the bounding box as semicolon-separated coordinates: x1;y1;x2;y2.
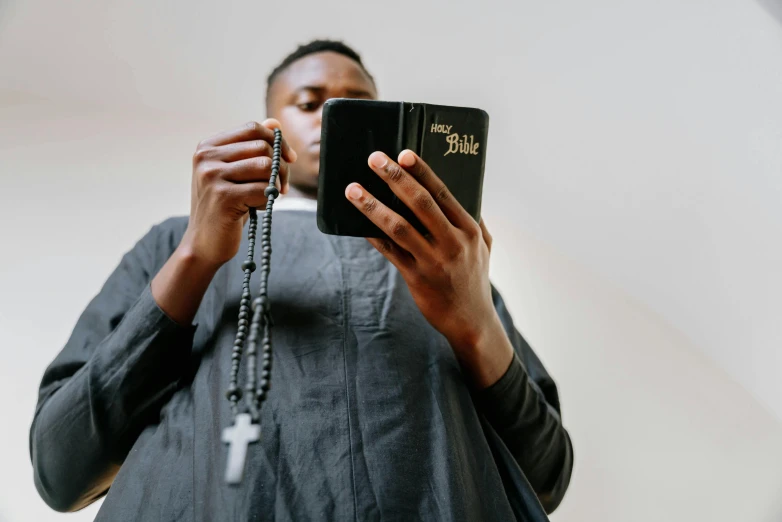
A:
29;219;197;513
472;285;574;514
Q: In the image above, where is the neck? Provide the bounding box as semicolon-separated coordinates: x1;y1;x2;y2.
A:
285;185;318;201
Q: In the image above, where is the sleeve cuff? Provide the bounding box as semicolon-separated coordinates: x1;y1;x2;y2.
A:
471;354;535;433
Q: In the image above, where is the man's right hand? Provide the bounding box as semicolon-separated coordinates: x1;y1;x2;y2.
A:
183;119;297;268
151;119;296;326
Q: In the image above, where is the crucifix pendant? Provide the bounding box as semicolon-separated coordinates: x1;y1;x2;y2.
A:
222;413;261;485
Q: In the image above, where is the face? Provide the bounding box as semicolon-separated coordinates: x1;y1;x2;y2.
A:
266;51;378;197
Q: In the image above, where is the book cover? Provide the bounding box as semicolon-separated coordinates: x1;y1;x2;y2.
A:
317;99;489;238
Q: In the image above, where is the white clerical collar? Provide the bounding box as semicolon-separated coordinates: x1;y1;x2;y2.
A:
272;195;318;212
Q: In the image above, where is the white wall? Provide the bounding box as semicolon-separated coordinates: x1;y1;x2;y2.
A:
1;0;781;520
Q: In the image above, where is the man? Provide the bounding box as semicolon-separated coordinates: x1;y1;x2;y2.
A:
30;40;573;521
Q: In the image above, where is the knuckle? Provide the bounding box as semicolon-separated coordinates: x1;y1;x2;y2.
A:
246;121;261;133
390;220;409;238
255;156;272;171
363;197;377;214
199;163;221;182
414;192;435;212
467;222;481;239
379;239;394;254
386;164;405;184
193;146;212;163
255;140;271;154
210;182;232;200
434;185;451;204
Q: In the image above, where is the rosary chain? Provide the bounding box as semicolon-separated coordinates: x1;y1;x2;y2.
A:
226;128;282;422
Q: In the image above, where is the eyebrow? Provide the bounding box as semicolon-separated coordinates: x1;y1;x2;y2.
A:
295;85;374;97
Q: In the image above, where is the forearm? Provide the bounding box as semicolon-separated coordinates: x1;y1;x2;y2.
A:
31;285;196;512
151;232;221;326
472;349;573;512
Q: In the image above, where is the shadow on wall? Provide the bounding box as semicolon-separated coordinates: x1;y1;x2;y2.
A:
756;0;782;26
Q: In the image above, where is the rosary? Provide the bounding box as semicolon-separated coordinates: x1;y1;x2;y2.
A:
221;128;282;485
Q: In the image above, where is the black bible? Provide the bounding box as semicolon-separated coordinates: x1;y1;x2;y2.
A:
316;98;489;238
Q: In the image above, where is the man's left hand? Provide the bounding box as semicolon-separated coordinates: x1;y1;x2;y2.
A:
345;150;514;388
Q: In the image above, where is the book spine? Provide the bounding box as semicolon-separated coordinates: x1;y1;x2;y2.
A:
399;102;424;156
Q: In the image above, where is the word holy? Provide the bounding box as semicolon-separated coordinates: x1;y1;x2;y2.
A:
430;123;453;134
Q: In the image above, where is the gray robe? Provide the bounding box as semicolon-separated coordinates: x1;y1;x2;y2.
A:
29;209;573;521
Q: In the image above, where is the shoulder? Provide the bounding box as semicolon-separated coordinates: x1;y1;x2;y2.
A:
127;215;189;272
147;215;189;249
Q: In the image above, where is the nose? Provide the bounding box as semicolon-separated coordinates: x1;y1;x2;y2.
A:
315;104;324;126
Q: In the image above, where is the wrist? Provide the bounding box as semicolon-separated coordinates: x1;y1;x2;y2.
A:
175;235;223;275
150;238;221;326
447;309;503;354
448;312;515;389
178;228;226;273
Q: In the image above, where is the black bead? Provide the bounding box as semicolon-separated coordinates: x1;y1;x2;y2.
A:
259;379;269;391
261;369;270;381
242;260;256;272
226;385;242;401
264;185;279;198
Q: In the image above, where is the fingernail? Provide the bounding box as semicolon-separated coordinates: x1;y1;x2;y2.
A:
399;150;416;168
346;183;363;200
369;152;388;169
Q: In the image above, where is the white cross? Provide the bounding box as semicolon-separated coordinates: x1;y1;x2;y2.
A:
222;413;261;485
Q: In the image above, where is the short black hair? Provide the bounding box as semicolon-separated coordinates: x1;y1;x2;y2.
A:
266;39;374;99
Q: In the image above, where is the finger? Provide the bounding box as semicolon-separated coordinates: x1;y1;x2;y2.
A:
366;237;415;273
221;156;290;190
199;120;297;163
479;217;493;253
344;182;431;258
209;139;273;163
217;181;275;212
397;150;473;229
367;151;453;242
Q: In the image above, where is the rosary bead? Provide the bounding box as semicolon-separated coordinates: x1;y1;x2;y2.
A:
238;310;248;321
226;385;243;401
259;378;269;391
261;369;270;381
238;319;248;328
241;260;257;272
264;185;279;198
231;351;242;361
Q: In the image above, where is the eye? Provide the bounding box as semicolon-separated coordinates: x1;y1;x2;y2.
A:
297;101;320;112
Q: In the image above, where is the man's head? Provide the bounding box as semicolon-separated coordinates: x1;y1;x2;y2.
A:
266;40;378;198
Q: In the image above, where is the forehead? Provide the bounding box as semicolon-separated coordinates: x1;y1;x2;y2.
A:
271;51;375;97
